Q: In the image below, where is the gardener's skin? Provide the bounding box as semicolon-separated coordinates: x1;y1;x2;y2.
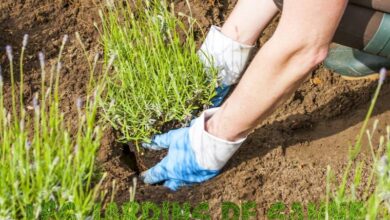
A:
140;0;374;190
207;0;347;141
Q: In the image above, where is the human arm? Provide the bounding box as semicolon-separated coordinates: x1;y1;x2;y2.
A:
207;0;348;141
142;0;348;190
198;0;278;107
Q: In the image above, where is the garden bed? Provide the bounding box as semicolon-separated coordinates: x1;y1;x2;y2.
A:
1;0;389;218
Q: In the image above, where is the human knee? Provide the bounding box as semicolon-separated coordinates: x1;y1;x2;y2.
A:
306;45;329;67
265;37;329;78
289;44;329;78
277;38;329;69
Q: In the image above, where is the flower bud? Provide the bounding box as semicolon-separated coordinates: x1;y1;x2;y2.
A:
76;97;83;110
22;34;29;49
25;141;31;151
379;68;387;85
38;52;45;69
6;45;13;61
62;34;69;45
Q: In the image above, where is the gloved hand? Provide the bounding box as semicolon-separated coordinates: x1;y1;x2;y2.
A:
210;85;231;107
198;26;255;107
141;108;245;191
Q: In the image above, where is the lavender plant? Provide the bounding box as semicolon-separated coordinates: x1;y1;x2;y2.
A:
99;0;217;144
325;68;390;219
0;35;108;219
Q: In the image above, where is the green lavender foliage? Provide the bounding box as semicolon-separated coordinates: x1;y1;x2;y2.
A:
99;0;217;143
326;69;390;219
0;35;105;219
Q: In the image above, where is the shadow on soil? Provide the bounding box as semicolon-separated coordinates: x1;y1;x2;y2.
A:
226;80;390;171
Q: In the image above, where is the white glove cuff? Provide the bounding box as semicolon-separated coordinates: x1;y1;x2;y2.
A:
198;26;255;86
189;108;245;170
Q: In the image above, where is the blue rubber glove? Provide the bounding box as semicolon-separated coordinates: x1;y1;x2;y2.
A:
141;108;245;191
141;127;220;190
211;85;231;107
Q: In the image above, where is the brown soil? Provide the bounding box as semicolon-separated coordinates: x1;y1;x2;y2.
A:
0;0;101;124
1;0;389;219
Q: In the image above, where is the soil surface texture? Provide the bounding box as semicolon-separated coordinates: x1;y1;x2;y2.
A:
1;0;389;218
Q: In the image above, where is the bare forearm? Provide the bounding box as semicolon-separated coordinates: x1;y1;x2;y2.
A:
206;0;348;141
206;40;323;140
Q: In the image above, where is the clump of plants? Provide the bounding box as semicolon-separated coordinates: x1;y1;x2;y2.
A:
324;69;390;219
99;0;217;143
0;35;107;219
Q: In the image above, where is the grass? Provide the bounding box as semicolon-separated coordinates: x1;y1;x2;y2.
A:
99;0;217;144
325;68;390;219
0;35;108;219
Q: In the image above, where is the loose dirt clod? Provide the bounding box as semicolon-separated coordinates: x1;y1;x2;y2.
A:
128;143;167;173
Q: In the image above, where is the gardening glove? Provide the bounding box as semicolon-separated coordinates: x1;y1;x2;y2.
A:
198;26;255;107
141;108;245;191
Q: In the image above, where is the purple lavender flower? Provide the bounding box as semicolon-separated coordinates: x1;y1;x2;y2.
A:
56;62;62;73
32;96;38;109
38;52;45;69
25;141;31;151
62;34;69;45
74;144;79;155
32;94;39;114
108;54;116;68
76;97;83;110
22;34;29;49
6;45;13;61
379;68;387;85
94;53;99;64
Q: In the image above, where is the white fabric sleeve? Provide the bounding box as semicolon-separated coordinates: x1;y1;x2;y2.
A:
197;26;255;86
189;108;245;170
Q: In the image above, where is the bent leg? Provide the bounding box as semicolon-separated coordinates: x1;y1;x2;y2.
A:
334;4;383;50
351;0;390;13
329;5;390;78
206;0;348;141
273;0;390;79
274;0;390;13
274;0;384;50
